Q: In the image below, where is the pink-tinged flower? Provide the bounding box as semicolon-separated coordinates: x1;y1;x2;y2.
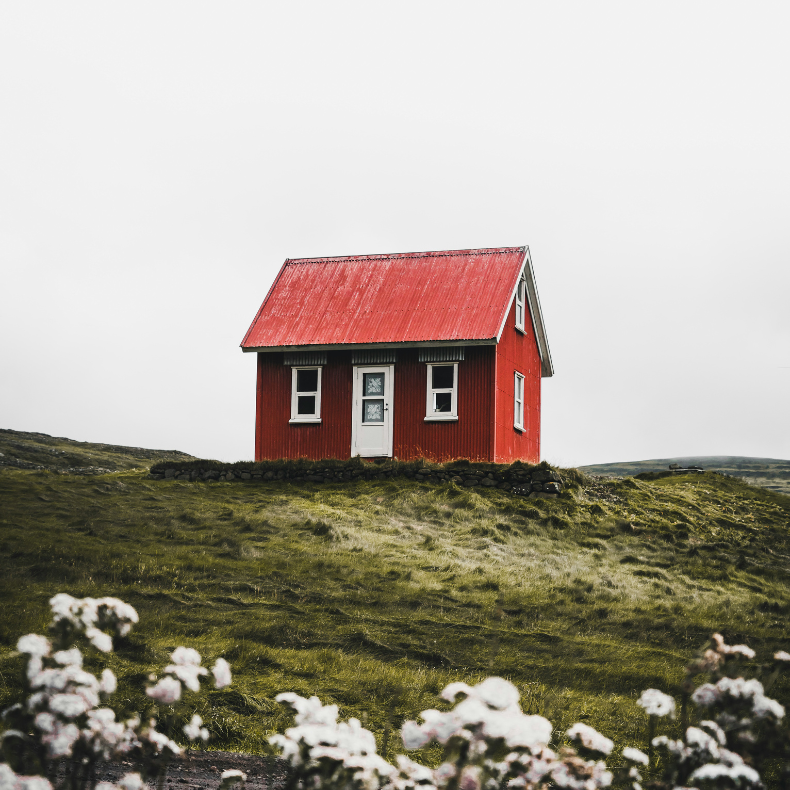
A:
17;634;51;657
435;762;457;782
567;723;614;755
212;658;231;689
458;766;481;790
401;720;430;750
26;656;44;683
145;723;182;755
171;647;201;666
691;683;719;707
146;676;181;704
49;693;90;719
100;669;117;695
117;774;143;790
637;689;676;718
622;747;648;765
43;721;80;758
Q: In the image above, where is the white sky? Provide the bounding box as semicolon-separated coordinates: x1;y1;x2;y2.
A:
1;2;788;466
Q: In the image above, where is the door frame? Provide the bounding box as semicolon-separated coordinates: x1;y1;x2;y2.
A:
351;364;394;457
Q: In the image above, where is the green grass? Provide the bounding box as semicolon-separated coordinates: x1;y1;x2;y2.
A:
2;450;790;764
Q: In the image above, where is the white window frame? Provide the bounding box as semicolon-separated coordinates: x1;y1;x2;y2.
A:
425;362;458;421
290;366;322;423
514;371;525;431
515;273;527;333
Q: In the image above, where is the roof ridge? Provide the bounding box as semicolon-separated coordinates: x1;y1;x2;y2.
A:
286;246;525;264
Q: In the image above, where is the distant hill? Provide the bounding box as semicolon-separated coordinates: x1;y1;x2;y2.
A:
580;455;790;496
0;427;195;474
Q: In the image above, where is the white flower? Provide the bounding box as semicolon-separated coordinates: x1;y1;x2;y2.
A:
402;720;430;750
0;764;18;790
53;649;82;667
567;723;614;755
146;676;182;704
117;774;143;790
165;663;207;692
19;778;53;790
86;628;113;653
171;647;201;666
637;689;676;718
692;684;719;707
212;658;232;689
689;762;761;786
183;714;209;742
26;656;44;682
712;634;756;660
100;669;117;695
698;720;726;746
219;770;246;789
95;783;116;790
17;634;51;657
49;693;90;718
622;747;649;765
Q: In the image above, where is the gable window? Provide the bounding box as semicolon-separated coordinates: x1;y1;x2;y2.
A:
290;367;322;423
425;363;458;421
515;273;527;332
514;372;525;431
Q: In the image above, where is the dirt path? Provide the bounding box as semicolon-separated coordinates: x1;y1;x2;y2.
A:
54;752;289;790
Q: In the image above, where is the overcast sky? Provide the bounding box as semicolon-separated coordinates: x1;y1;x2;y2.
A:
1;2;788;467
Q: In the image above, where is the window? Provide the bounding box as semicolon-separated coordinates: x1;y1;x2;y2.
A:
514;372;525;431
425;363;458;421
290;367;322;423
515;274;526;332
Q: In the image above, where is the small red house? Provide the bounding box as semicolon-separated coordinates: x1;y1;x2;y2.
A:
241;246;553;464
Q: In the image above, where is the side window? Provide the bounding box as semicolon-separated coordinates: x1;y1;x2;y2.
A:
514;372;524;431
425;363;458;421
290;367;322;423
515;274;526;332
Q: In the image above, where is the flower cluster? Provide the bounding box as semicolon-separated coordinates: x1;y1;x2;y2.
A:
1;594;233;790
270;693;395;790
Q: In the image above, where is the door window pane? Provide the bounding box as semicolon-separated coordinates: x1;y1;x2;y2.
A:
363;399;384;423
296;369;318;392
364;372;384;396
431;365;454;389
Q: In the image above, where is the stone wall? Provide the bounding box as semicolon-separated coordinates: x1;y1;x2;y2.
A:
148;461;564;497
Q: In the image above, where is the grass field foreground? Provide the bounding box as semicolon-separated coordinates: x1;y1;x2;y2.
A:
2;452;790;766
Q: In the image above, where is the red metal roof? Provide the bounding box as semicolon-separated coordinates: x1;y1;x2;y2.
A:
241;246;527;349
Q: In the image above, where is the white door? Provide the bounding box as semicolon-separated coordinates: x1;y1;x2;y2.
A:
351;365;394;457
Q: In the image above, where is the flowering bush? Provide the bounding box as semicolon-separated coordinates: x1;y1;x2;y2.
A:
1;594;231;790
2;595;789;790
270;634;790;790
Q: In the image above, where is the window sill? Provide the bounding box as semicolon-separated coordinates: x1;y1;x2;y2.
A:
425;416;459;422
289;418;322;424
514;424;524;432
515;326;526;335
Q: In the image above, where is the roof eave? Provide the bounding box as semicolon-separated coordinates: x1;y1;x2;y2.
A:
241;338;499;353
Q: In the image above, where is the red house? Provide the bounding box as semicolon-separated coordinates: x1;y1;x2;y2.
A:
241;246;553;464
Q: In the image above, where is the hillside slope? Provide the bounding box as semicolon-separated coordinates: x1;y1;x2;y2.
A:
580;455;790;495
2;434;790;761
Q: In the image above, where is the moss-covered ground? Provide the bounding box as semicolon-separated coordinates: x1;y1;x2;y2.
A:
1;453;789;765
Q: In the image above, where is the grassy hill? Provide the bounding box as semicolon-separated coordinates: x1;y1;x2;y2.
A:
580;455;790;496
2;434;790;766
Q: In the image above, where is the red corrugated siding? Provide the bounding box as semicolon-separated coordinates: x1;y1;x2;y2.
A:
242;247;526;349
255;352;353;460
493;299;542;464
255;348;495;462
393;347;494;462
